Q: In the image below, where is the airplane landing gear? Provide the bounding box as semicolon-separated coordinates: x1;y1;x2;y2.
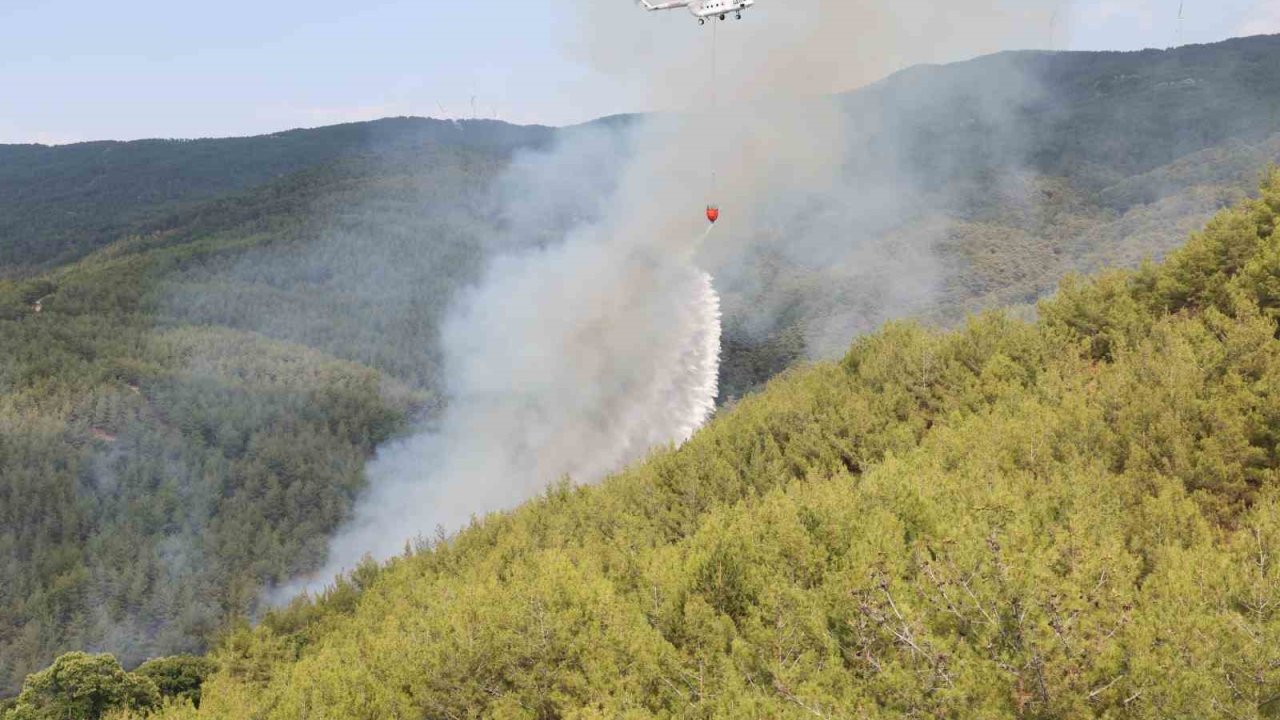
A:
736;11;742;18
699;17;705;24
719;13;726;20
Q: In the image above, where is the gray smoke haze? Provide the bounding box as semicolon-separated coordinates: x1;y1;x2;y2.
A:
570;0;1063;110
299;0;1068;590
295;120;727;589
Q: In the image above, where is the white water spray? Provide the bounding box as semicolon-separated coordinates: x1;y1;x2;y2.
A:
294;218;722;591
663;270;722;441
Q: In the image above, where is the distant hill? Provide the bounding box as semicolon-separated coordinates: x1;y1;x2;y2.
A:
862;35;1280;181
3;35;1280;698
0;118;552;274
7;35;1278;280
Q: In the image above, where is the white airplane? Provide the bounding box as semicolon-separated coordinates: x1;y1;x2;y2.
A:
638;0;755;25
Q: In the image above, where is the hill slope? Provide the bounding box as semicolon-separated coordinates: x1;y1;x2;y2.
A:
0;118;551;274
4;35;1280;699
0;142;515;690
105;169;1280;719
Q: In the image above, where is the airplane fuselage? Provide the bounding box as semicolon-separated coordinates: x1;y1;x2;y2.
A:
638;0;755;24
690;0;754;19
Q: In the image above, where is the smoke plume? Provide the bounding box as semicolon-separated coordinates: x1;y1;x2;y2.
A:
315;215;723;572
303;0;1067;589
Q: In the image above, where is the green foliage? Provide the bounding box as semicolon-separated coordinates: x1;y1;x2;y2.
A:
3;653;158;720
134;658;217;709
0;118;550;272
0;124;505;696
118;171;1280;718
0;254;424;693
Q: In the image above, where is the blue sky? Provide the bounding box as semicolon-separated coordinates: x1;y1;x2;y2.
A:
0;0;1276;144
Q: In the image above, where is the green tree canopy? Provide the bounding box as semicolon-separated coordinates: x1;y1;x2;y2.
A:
3;653;158;720
134;658;217;709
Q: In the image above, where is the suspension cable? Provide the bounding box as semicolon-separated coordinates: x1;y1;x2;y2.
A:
709;18;719;204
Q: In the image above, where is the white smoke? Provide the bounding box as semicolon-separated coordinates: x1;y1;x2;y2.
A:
298;0;1069;591
295;125;724;588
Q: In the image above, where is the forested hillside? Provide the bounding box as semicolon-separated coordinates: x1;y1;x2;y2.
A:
58;167;1279;719
0;141;513;691
4;35;1280;700
0;118;551;274
822;34;1280;326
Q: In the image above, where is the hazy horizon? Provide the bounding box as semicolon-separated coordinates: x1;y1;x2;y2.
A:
2;0;1278;145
